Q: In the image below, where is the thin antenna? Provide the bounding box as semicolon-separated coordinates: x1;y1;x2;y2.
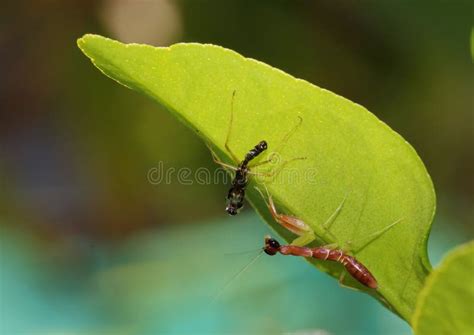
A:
223;248;262;256
224;90;239;162
212;250;264;302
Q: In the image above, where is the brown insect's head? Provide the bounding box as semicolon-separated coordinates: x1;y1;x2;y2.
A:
263;235;280;255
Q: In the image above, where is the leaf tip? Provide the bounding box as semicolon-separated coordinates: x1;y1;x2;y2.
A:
76;34;110;54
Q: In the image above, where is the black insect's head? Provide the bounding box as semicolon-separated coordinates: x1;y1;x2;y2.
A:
226;188;244;215
263;236;280;255
226;200;243;216
226;204;240;216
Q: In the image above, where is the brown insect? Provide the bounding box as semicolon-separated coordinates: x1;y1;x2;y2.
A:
263;236;378;289
256;185;400;289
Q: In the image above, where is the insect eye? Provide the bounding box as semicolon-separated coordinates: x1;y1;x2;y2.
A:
269;238;280;249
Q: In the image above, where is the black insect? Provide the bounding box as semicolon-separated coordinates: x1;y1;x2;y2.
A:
209;91;304;215
225;140;268;215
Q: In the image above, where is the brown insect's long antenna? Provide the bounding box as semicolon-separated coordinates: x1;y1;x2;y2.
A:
212;250;264;302
223;247;262;256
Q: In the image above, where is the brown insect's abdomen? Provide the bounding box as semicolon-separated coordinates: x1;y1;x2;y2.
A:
343;256;378;289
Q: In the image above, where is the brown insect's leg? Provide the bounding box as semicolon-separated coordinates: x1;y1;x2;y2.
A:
338;272;361;291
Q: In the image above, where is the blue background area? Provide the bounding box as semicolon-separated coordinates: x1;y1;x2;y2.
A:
1;213;468;334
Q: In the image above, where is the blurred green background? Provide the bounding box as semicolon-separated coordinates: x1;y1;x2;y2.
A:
1;1;472;334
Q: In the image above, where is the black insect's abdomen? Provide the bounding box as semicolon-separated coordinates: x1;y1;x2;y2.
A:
242;140;267;166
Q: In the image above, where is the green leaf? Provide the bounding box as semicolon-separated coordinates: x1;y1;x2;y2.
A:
77;34;435;322
412;241;474;335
